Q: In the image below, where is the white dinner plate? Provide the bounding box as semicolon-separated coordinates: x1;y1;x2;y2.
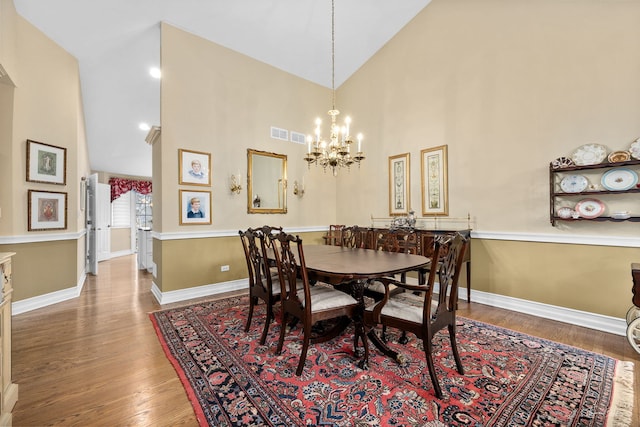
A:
571;144;607;166
630;139;640;160
574;199;605;219
601;169;638;191
560;175;588;193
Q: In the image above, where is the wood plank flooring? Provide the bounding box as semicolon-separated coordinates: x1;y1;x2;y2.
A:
12;255;638;426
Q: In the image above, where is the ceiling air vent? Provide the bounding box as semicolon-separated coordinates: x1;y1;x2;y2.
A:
270;126;289;141
290;131;306;145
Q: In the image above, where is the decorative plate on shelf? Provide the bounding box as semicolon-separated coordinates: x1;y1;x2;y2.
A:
551;157;575;169
601;168;638;191
630;138;640;160
560;175;589;193
611;211;631;220
557;207;574;219
571;144;607;166
607;150;631;163
574;198;605;219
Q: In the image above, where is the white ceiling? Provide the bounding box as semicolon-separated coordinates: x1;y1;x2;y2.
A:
14;0;431;177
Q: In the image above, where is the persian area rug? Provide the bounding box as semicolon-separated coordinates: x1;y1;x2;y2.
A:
150;296;634;427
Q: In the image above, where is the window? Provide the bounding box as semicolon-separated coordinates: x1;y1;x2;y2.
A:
136;193;152;229
111;191;131;228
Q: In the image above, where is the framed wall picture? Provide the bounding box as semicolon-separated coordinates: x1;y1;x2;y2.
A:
421;145;449;216
179;149;211;186
26;140;67;185
28;190;68;231
179;190;212;225
389;153;410;216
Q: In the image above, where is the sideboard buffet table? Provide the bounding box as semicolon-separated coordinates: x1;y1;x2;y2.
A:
0;253;17;426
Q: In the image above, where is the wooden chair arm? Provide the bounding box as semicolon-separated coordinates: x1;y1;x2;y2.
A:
368;277;429;322
373;277;428;293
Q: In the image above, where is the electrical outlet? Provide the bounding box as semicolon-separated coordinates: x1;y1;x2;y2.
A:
221;265;230;272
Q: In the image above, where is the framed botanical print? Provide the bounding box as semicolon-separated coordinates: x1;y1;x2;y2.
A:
28;190;67;231
179;190;212;225
179;149;211;186
421;145;449;216
389;153;410;216
26;140;67;185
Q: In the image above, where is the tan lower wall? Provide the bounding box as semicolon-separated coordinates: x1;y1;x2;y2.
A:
0;239;78;301
156;234;635;319
111;228;131;253
155;231;326;293
472;239;638;318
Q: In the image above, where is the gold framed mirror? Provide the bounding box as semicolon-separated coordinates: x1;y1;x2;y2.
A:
247;149;287;214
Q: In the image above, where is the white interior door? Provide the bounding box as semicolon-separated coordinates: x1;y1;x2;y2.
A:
86;175;111;274
96;182;111;262
86;174;98;275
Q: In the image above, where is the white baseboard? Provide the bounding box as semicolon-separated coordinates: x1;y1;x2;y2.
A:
470;289;627;336
13;275;626;337
151;279;249;305
13;270;86;315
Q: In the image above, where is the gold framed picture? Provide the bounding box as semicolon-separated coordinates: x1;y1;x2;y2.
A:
389;153;410;216
421;145;448;216
179;190;212;225
28;190;68;231
179;149;211;186
26;140;67;185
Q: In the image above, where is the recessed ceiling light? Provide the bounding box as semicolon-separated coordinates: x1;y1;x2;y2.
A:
149;67;161;79
139;122;151;131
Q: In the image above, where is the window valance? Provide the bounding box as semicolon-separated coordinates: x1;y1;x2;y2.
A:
108;177;152;202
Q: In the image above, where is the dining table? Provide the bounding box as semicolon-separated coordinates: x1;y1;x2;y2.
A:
297;244;431;369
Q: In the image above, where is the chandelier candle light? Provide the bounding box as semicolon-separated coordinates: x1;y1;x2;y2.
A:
304;0;365;176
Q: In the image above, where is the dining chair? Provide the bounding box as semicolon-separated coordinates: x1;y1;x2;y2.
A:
238;226;282;345
363;232;469;398
341;225;368;248
270;231;360;376
367;229;417;297
323;224;345;246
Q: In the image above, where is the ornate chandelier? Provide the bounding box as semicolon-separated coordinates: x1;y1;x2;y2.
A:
304;0;365;176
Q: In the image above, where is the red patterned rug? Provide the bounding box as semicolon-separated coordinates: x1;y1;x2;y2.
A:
150;296;634;426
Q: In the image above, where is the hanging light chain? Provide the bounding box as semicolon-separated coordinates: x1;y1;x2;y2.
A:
331;0;336;110
303;0;365;176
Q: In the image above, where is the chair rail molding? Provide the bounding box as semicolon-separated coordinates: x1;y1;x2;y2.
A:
0;230;86;245
471;230;640;248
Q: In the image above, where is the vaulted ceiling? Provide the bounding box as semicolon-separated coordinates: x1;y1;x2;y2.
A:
14;0;431;177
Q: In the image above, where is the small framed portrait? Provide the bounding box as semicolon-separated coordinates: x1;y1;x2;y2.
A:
28;190;68;231
26;140;67;185
179;190;212;225
421;145;449;216
179;149;211;186
389;153;410;216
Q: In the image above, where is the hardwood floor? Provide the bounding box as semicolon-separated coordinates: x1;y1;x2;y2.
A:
12;255;638;426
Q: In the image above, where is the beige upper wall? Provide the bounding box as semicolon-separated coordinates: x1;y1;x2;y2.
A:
0;0;17;79
0;83;14;236
1;1;90;301
159;23;339;233
336;0;640;234
12;14;85;234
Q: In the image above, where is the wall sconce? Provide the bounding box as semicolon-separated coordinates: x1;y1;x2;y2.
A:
230;174;242;194
293;180;305;197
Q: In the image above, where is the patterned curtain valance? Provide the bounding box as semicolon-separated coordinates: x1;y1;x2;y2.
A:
108;177;152;202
